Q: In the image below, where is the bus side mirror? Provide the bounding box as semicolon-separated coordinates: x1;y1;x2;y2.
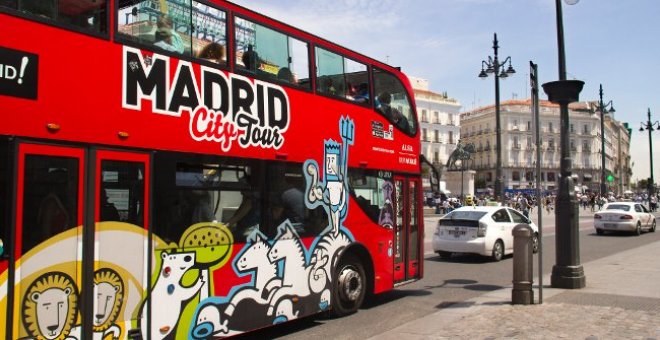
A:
0;238;5;259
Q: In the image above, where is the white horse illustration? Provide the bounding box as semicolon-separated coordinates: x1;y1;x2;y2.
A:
266;223;314;316
225;231;281;317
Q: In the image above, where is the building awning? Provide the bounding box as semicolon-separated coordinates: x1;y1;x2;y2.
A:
583;174;592;181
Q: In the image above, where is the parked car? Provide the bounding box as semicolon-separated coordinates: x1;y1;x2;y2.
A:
594;202;656;236
432;206;539;261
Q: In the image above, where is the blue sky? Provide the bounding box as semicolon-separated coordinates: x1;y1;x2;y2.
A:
230;0;660;183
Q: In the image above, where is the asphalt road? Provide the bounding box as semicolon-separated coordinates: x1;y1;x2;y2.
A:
233;209;660;339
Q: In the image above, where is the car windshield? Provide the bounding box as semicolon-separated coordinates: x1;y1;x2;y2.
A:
605;204;631;211
443;211;488;221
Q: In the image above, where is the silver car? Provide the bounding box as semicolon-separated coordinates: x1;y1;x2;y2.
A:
594;202;656;235
433;206;539;261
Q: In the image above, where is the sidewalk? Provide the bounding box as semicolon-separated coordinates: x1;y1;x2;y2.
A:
372;239;660;339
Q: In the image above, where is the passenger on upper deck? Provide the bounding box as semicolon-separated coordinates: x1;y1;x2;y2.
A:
197;42;225;64
377;92;408;130
154;16;184;54
352;82;370;104
277;67;295;84
241;46;261;73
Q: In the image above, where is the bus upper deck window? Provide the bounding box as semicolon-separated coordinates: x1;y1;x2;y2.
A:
12;0;109;34
315;47;369;105
117;1;194;56
234;16;310;89
373;68;416;135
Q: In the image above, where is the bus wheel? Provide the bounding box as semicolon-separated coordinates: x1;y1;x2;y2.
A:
331;254;366;317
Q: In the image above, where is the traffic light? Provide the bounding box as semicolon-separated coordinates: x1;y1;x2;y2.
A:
606;174;614;183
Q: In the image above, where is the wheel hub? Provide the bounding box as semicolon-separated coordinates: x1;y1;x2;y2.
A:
338;266;362;302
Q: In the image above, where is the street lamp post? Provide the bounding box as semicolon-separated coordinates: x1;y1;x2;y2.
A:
541;0;586;289
597;84;615;196
639;108;659;197
479;33;516;204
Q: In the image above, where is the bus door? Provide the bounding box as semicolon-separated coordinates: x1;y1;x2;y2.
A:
393;177;421;284
93;150;150;337
12;143;85;339
7;144;150;339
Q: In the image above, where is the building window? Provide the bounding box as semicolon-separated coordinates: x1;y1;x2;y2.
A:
434;130;440;143
548;122;554;133
487;172;493;182
525;171;534;181
421;109;428;122
570;124;575;133
448;131;454;144
434;151;440;164
547;172;556;182
434;111;439;124
512;171;521;181
527;121;531;131
422;128;428;141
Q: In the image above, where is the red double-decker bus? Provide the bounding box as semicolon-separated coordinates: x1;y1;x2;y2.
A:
0;1;423;338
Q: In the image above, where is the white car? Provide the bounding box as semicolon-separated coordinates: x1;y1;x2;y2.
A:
594;202;656;235
432;206;539;261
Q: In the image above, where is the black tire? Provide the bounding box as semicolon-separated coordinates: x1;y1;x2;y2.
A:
651;219;656;233
635;222;642;236
596;229;604;235
330;254;366;317
532;233;539;254
491;240;504;262
437;251;452;259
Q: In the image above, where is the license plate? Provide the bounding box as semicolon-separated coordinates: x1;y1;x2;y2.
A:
448;228;467;237
604;223;617;228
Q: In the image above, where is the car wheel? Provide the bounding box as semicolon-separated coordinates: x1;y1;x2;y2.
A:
532;233;539;254
635;222;642;236
596;228;604;235
651;219;656;233
330;254;366;317
437;251;452;259
491;240;504;262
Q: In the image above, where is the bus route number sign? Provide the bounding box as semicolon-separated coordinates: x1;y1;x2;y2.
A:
0;46;38;100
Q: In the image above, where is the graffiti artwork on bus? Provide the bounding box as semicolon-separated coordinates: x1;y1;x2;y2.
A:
188;117;356;338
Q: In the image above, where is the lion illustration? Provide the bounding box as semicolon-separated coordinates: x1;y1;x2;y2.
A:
67;268;125;340
21;272;79;340
92;268;123;338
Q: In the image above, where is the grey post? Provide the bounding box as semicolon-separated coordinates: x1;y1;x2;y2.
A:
512;224;534;305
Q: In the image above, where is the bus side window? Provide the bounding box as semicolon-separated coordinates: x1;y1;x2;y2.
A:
193;2;227;65
7;0;109;34
234;16;310;89
117;1;192;56
373;67;417;136
265;162;327;238
315;46;370;105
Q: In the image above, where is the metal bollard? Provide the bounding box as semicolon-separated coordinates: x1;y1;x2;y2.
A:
512;223;534;305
